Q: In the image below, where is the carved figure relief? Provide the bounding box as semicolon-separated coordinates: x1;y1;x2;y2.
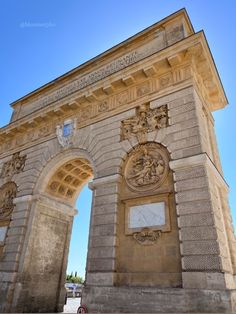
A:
121;104;168;140
56;119;76;148
0;182;17;219
0;152;26;178
124;143;169;192
98;101;109;113
133;228;161;245
136;82;151;97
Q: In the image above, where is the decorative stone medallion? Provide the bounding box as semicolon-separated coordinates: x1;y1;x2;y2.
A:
124;143;169;192
0;152;26;178
133;228;161;245
56;119;76;148
0;182;17;219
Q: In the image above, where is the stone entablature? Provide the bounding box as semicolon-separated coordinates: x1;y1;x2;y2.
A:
10;11;193;120
0;19;227;157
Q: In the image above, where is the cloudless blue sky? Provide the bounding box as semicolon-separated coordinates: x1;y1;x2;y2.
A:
1;1;236;278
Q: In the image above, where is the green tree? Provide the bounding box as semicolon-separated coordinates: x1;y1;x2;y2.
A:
66;271;84;284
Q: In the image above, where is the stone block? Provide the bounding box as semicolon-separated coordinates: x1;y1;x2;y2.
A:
5;235;24;244
0;261;18;272
12;210;29;220
178;212;214;227
182;255;221;271
94;194;118;206
172;126;199;141
82;285;236;313
94;185;118;198
92;213;117;226
90;236;116;247
176;199;212;215
182;272;226;289
93;203;118;215
9;218;28;228
170;138;199;158
171;144;202;159
4;243;22;253
0;271;17;283
7;227;25;236
170;109;196;125
88;246;116;259
2;252;20;262
96;157;122;171
87;258;115;271
169;101;195;117
180;226;217;241
176;188;210;203
181;240;220;255
86;272;114;286
92;224;117;237
95;150;125;165
174;176;208;192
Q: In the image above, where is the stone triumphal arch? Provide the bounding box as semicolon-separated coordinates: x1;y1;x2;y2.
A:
0;9;236;313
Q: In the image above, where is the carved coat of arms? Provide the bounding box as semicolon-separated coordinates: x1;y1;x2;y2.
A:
121;104;168;141
56;119;76;148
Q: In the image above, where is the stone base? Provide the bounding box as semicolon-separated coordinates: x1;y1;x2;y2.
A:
82;286;236;313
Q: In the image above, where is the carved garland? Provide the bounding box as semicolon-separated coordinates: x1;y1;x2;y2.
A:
133;228;162;245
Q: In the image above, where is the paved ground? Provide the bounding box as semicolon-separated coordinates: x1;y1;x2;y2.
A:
64;297;81;313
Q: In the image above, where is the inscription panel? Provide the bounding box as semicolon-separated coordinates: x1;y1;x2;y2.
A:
17;32;166;117
129;202;165;229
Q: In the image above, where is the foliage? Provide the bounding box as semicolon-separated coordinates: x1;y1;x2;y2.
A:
66;271;84;284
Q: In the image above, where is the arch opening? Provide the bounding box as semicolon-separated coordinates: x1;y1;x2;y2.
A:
17;155;94;313
42;157;94;312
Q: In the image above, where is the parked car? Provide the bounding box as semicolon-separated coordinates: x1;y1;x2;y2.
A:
65;283;83;297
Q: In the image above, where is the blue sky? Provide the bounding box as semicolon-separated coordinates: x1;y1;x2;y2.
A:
1;1;236;278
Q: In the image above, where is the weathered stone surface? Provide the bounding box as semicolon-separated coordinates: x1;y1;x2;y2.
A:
82;286;236;313
0;9;234;314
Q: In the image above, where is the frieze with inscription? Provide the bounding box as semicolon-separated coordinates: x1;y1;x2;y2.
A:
1;152;26;179
121;104;168;140
16;32;166;117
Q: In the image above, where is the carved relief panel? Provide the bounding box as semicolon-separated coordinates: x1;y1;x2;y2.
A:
0;152;26;179
121;104;168;141
124;143;169;193
0;182;17;219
